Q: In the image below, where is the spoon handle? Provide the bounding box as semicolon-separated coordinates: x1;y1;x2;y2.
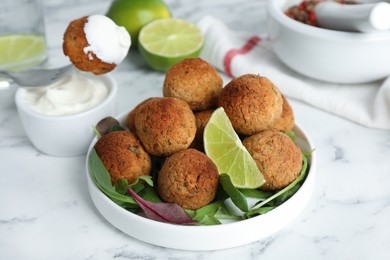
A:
315;1;390;32
358;0;390;3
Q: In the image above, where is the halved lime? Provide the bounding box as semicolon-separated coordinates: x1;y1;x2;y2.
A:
204;107;266;189
138;18;204;71
0;34;47;71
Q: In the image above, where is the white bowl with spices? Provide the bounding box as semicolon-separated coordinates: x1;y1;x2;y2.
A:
267;0;390;84
15;70;117;157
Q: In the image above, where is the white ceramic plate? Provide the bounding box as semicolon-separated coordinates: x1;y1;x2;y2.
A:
85;111;316;251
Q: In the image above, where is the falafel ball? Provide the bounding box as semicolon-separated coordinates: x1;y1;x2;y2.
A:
273;95;295;132
134;97;196;157
218;74;283;136
63;16;116;74
243;129;302;191
94;131;152;185
157;148;219;210
190;109;214;151
125;98;153;133
163;58;223;111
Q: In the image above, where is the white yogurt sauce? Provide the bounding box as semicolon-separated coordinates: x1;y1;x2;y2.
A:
83;15;131;64
19;72;109;116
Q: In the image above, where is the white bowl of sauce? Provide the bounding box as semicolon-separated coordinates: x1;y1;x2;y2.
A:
15;70;117;157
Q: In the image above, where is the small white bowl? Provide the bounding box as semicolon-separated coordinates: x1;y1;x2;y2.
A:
267;0;390;84
85;111;316;251
15;73;117;157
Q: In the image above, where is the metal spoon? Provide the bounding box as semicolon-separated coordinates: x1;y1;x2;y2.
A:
0;64;74;87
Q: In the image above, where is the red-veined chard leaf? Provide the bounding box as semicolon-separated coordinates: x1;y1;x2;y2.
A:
127;188;198;225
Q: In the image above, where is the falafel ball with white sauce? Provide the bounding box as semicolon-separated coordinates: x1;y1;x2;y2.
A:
63;15;130;75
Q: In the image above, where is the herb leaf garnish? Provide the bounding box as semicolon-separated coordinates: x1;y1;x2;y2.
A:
219;174;249;212
127;188;197;225
88;133;312;225
88;149;137;207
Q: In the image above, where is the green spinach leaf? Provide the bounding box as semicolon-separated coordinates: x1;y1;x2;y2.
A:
244;206;275;218
193;201;224;221
219;174;249;212
115;179;129;194
239;188;273;199
198;215;222;225
88;149;137;206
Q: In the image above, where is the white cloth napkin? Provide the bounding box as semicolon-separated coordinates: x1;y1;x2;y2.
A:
197;16;390;130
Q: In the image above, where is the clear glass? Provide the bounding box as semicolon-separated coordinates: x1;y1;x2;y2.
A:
0;0;48;71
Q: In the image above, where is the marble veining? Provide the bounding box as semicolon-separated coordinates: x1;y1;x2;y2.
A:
1;0;390;259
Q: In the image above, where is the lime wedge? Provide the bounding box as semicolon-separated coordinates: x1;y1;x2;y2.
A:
138;18;204;71
0;34;47;70
204;107;266;189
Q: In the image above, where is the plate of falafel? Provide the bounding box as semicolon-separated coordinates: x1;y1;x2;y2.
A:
86;58;316;251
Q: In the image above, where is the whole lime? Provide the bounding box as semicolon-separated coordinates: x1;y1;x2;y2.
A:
106;0;171;48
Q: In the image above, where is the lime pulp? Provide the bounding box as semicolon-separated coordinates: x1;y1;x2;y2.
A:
138;18;204;72
0;34;47;71
204;107;265;189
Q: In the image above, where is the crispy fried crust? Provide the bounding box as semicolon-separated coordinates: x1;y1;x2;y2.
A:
63;16;116;75
163;58;223;111
273;95;295;132
158;148;219;210
94;131;151;185
125;98;154;133
190;109;214;151
218;74;283;136
134;97;196;157
243;130;302;191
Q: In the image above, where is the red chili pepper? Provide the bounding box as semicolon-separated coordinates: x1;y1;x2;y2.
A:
308;11;316;24
285;0;358;27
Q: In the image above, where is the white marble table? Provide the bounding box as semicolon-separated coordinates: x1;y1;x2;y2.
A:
1;0;390;259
